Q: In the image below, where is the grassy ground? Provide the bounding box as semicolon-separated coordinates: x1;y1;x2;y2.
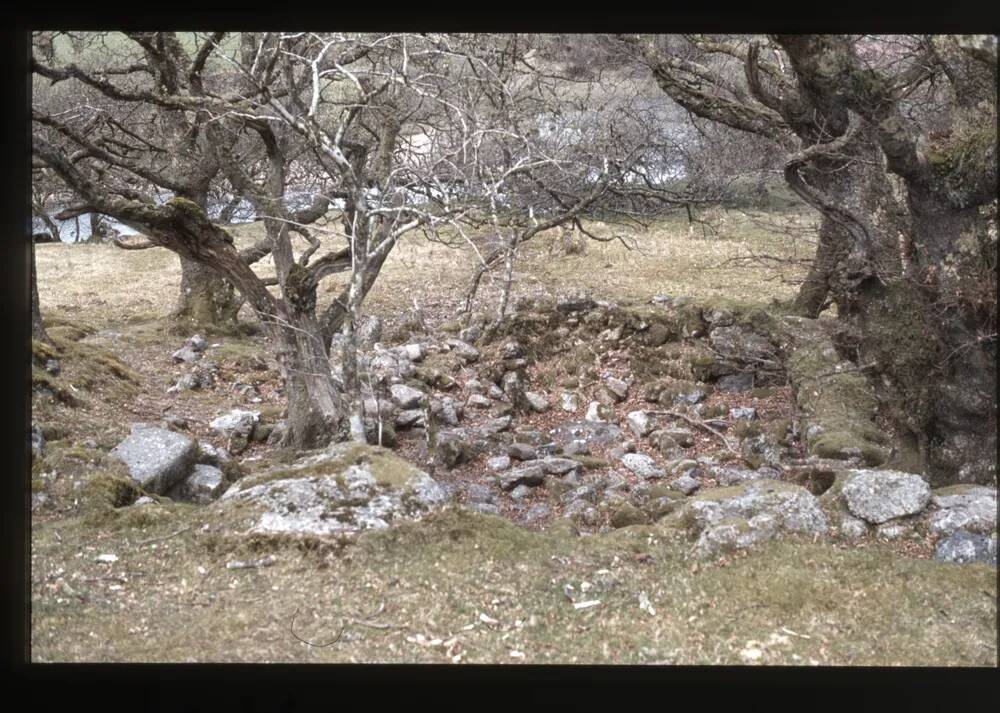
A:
30;209;997;665
36;207;817;331
30;506;997;664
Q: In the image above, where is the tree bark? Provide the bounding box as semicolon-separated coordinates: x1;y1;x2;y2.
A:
848;193;997;485
791;217;849;317
173;190;243;332
31;240;51;344
174;256;242;330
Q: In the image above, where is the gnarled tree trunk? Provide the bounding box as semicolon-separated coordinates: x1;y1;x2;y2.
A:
174;256;242;331
173;190;243;332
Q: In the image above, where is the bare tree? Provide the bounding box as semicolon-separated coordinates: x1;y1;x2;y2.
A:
33;32;646;448
621;33;997;484
32;31;245;330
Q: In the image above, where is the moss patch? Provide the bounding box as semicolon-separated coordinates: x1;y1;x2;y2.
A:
239;443;423;491
782;317;890;466
81;470;142;513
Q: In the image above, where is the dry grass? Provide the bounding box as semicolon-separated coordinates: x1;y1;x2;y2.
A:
36;208;815;331
30;506;998;664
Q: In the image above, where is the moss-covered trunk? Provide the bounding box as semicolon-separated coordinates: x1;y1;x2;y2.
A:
277;270;349;449
173;189;243;332
174;256;242;331
847;194;997;486
790;127;904;318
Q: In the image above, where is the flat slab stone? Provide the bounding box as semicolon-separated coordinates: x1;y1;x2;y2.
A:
539;457;580;475
620;453;665;479
109;425;198;495
550;420;623;447
499;464;545;491
841;469;931;525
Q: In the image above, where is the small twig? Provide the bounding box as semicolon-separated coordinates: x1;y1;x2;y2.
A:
348;619;396;630
290;606;346;648
811;362;878;380
135;526;191;546
648;409;745;461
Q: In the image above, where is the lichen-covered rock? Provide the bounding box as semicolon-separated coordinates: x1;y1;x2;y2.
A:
660;428;694;448
501;370;526;407
620;453;665;479
539;457;580;476
509;484;532;500
209;409;259;454
169;363;216;393
371;350;417;379
928;485;997;536
487;455;512;471
389;383;426;409
523;503;552;524
467;394;492;409
499;464;545;491
667;458;700;477
934;531;997;567
709;326;780;377
711;466;767;486
560;392;579;412
395;409;425;429
840;469;931;525
430;396;463;427
508;442;538;461
717;372;754;393
626;411;655;438
837;514;870;539
647;430;680;457
459;325;482;344
550;420;623;447
584;401;614;422
446;339;480;364
692;514;778;560
167;463;226;504
483;416;512;434
217;443;449;536
465;483;496;504
782;317;888;467
172;346;201;364
362;397;397;420
658;381;709;406
364;417;398;448
524;391;550;412
672;480;828;537
670;474;701;496
604;377;629;402
109;424;198;495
